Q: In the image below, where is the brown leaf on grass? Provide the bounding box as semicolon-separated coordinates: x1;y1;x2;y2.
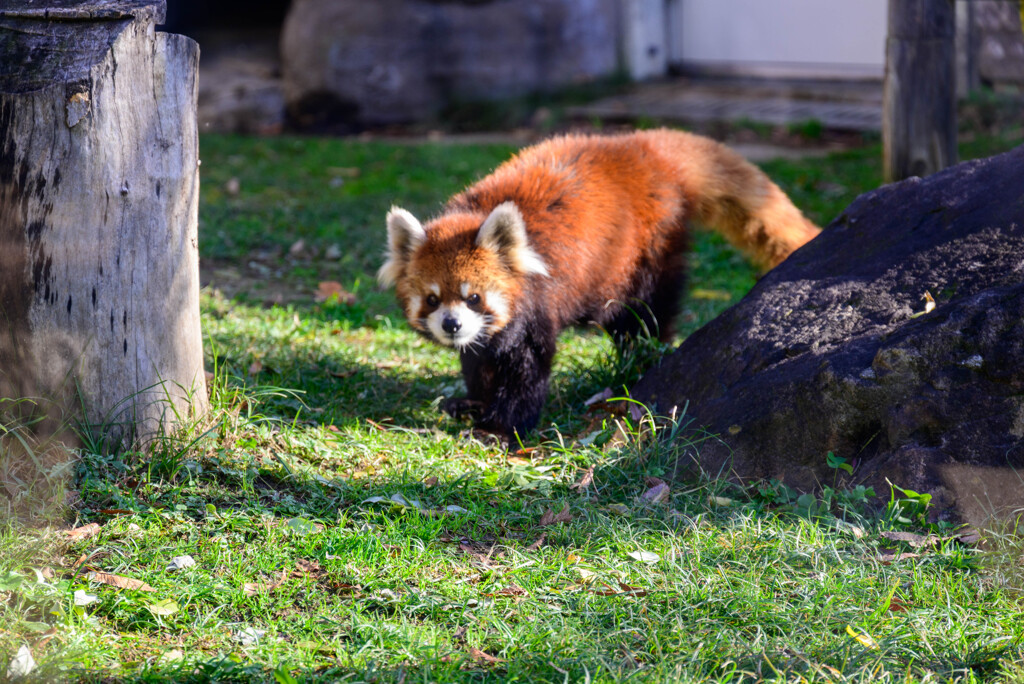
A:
482;584;527;598
248;359;263;375
583;387;614;407
956;528;982;545
71;554;89;571
314;281;356;305
423;476;439;487
243;569;288;597
66;523;101;541
468;647;505;665
879;530;938;548
571;467;594;492
293;559;322;577
364;418;390;431
326;581;361;595
878;549;922;564
539;504;572;527
525;533;546;551
887;596;912;612
88;571;155;592
593;582;649;597
641;482;671;504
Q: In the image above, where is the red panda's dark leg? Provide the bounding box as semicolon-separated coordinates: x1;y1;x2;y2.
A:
446;316;556;440
607;249;689;346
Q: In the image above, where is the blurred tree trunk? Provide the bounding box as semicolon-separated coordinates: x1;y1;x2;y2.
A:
883;0;957;182
0;0;206;448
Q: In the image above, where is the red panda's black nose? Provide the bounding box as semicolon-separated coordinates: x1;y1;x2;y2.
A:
442;315;462;334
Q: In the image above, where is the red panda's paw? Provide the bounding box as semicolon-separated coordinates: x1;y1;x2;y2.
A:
441;397;485;420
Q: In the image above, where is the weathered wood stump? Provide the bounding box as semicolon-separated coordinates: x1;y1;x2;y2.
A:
883;0;957;181
0;0;206;447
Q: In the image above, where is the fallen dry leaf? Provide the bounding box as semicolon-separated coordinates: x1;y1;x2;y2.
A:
583;387;614;406
248;359;263;375
468;647;505;665
88;571;155;592
315;281;356;305
66;523;101;541
423;476;439;487
879;530;938;548
878;549;922;564
482;584;528;598
593;582;649;597
571;466;595;492
243;569;289;597
887;596;912;612
539;504;573;527
641;482;671;504
293;559;321;576
525;534;546;551
956;528;982;545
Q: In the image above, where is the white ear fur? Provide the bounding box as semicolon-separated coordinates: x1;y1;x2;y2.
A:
377;206;427;287
475;202;549;277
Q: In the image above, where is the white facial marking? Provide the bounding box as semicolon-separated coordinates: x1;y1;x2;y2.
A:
425;302;486;349
485;290;509;328
460;282;470;299
428;283;440;296
406;295;422;323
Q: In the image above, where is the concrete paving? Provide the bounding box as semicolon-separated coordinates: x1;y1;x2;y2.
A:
569;77;883;132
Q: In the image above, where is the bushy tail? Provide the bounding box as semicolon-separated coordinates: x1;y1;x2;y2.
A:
645;130;821;270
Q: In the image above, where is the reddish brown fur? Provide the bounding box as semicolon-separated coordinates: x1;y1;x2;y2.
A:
420;128;819;335
382;128;820;438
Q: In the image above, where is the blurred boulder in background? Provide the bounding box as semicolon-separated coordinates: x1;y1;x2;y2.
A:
280;0;621;130
974;0;1024;87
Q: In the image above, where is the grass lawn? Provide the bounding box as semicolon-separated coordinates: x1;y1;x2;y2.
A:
2;126;1024;682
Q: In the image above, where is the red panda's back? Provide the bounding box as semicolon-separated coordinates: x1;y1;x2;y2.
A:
451;132;687;326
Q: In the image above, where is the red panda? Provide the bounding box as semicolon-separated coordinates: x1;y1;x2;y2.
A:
378;129;820;441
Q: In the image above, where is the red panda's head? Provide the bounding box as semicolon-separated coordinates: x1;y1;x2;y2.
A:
377;202;549;349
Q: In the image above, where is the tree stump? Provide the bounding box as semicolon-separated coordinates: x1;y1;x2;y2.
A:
882;0;957;182
0;0;206;447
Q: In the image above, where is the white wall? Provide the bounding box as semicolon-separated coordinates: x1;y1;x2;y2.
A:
667;0;887;78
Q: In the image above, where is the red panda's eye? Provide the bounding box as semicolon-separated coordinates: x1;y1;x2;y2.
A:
426;294;440;308
466;293;481;306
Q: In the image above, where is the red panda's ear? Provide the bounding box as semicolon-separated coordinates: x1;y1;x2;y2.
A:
476;202;549;278
378;207;426;287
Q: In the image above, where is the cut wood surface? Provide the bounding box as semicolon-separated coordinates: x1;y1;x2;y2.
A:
0;0;206;445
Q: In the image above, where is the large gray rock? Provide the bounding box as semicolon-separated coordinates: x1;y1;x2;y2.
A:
280;0;620;128
632;145;1024;523
975;0;1024;86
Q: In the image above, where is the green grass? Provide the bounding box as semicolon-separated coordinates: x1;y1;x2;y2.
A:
2;127;1024;682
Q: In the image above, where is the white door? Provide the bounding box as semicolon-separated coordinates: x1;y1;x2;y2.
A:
668;0;887;79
